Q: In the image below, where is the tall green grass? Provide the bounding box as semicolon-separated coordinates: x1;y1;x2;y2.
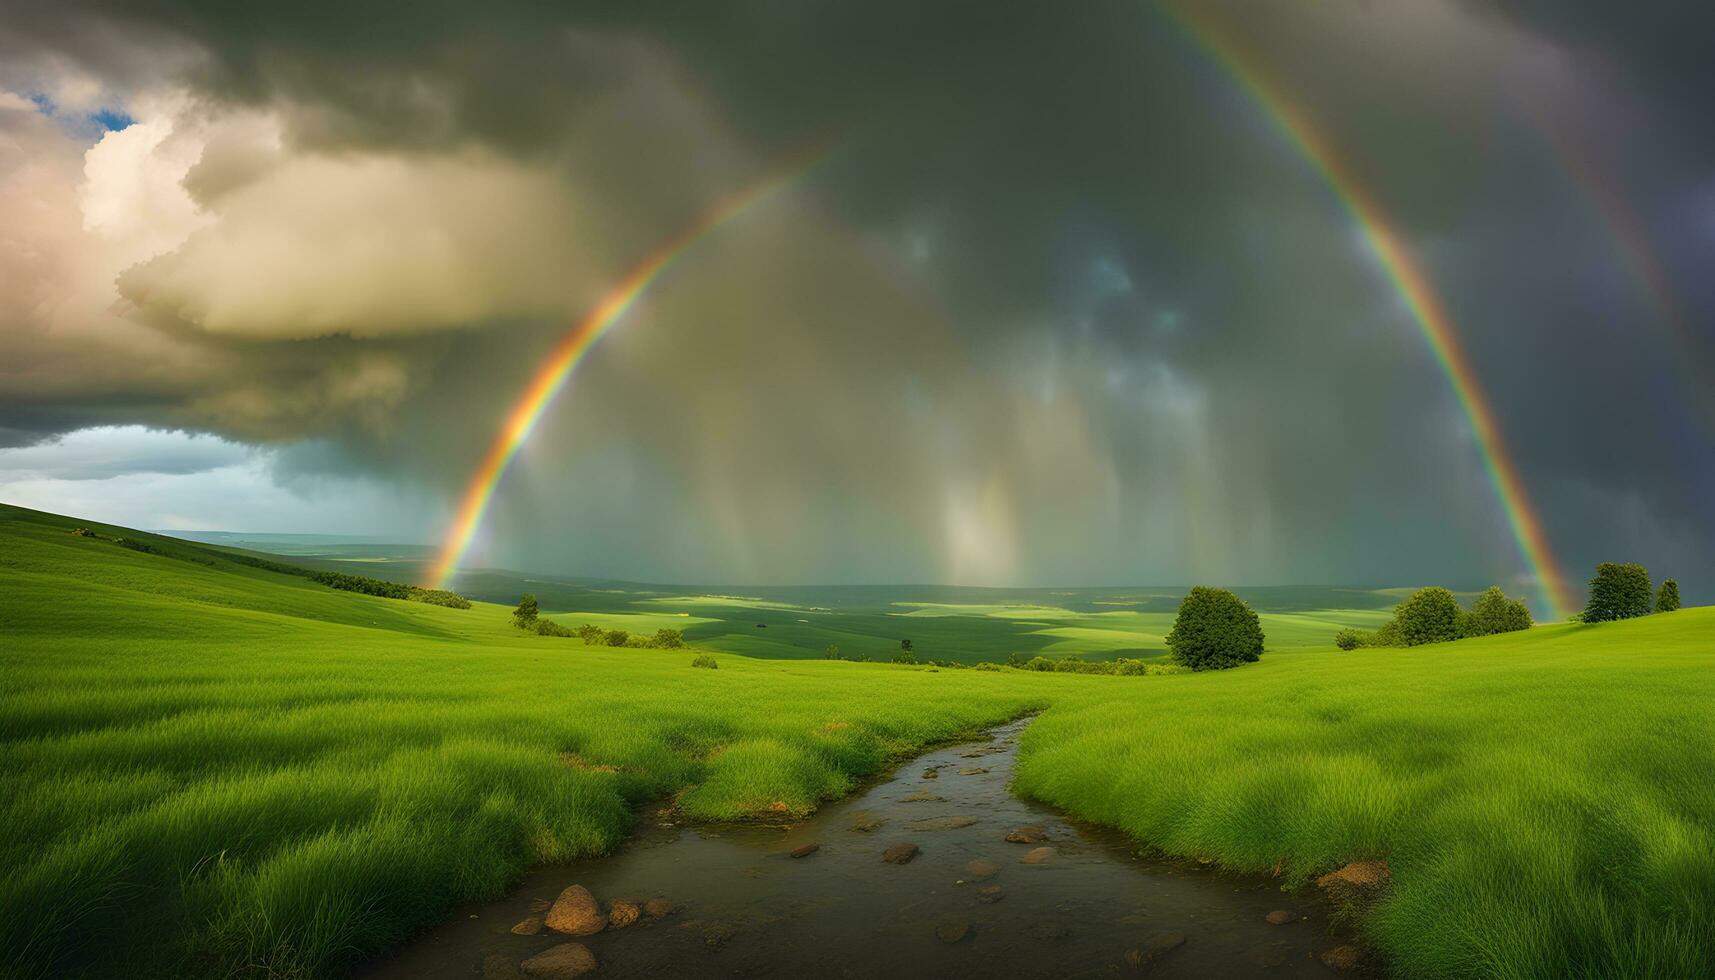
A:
4;501;1713;979
1012;612;1715;978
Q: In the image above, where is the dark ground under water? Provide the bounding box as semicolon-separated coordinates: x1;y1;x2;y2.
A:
364;718;1354;979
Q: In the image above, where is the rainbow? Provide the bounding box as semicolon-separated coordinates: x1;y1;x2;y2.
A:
429;140;840;589
1165;4;1575;618
1526;112;1715;430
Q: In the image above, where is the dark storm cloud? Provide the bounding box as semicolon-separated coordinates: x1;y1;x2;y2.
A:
1;0;1710;599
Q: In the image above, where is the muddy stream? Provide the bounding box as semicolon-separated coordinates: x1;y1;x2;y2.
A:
364;717;1352;978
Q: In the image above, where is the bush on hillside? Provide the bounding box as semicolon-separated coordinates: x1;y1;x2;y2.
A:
512;593;539;629
1334;628;1365;651
574;623;603;644
411;588;471;609
1655;579;1681;613
535;618;575;637
1463;586;1533;637
1392;587;1465;646
1582;563;1653;623
316;570;412;599
603;629;630;647
1164;586;1264;671
893;645;919;665
652;628;685;649
691;654;718;669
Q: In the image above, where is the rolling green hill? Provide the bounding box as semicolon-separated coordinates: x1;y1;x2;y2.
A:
4;501;1712;979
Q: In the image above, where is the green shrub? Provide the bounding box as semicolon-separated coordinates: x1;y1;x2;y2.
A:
690;654;718;669
512;593;539;630
1583;563;1653;623
1334;628;1364;650
824;643;841;660
409;588;471;609
1164;586;1264;671
892;647;918;665
574;623;603;644
535;619;574;637
1464;586;1532;637
1655;579;1681;613
1392;587;1465;646
603;629;630;647
652;628;685;649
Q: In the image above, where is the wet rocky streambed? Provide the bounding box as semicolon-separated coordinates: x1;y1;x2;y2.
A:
363;717;1363;978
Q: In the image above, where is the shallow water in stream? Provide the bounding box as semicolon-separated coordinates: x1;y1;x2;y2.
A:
364;717;1350;979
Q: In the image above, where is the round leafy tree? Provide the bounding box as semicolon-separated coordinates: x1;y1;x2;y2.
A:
1393;587;1465;646
512;593;539;630
1655;579;1681;613
1464;586;1532;637
1582;563;1653;623
1165;587;1263;671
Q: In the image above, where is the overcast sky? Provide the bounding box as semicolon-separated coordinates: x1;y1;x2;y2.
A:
1;1;1711;604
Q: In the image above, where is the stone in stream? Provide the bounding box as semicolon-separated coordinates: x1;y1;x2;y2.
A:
957;767;989;775
963;858;1000;879
1020;846;1057;864
900;790;945;802
936;920;972;944
789;842;820;858
1321;945;1362;971
1123;931;1187;973
1265;909;1296;925
607;899;641;929
509;915;544;935
544;885;606;936
975;884;1005;903
849;811;887;832
643;897;677;918
482;953;521;980
908;815;979;831
921;767;939;779
1005;824;1048;844
882;842;921;864
518;942;597;979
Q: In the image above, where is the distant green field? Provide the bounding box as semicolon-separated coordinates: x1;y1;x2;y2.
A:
6;503;1714;979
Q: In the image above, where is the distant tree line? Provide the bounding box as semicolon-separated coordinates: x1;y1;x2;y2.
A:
312;570;471;609
1335;585;1530;650
510;594;686;648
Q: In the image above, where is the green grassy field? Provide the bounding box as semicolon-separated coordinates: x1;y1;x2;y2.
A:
5;502;1714;979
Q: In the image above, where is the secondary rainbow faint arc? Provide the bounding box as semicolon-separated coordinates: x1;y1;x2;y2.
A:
429;140;841;589
1165;4;1575;619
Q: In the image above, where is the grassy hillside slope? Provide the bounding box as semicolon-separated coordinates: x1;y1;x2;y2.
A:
1013;611;1715;979
5;502;1714;979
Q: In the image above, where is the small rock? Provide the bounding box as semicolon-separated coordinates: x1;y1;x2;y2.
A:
882;842;921;864
957;767;989;775
1145;930;1187;955
1265;909;1296;925
644;897;677;917
936;920;972;944
703;921;739;949
608;899;641;929
519;942;597;979
1020;846;1057;864
544;885;606;936
909;815;979;831
1316;860;1392;909
1124;931;1187;973
1005;825;1048;844
1321;945;1361;971
975;885;1005;904
790;842;820;858
509;915;544;935
901;790;945;802
963;858;1000;879
849;811;887;832
481;953;521;980
922;768;939;780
